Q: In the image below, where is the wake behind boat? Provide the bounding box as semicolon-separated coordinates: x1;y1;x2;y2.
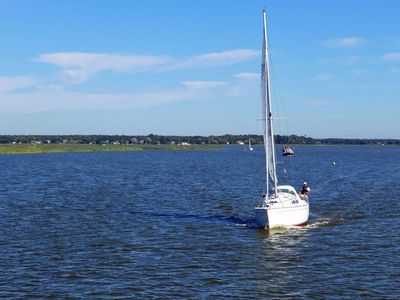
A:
255;11;309;229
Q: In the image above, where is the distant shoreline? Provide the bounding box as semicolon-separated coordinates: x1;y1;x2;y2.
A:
1;134;399;147
0;143;397;155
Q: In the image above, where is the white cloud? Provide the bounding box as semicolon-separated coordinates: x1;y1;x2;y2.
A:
181;80;227;90
234;72;259;80
323;37;364;48
192;49;258;64
313;73;334;82
37;52;172;83
0;49;259;113
170;49;259;70
383;52;400;61
0;76;36;93
0;79;233;113
36;49;259;84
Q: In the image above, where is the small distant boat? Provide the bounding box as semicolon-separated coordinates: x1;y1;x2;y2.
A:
254;10;309;229
248;139;254;151
282;147;294;156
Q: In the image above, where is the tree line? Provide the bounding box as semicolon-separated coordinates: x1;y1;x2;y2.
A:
0;134;398;145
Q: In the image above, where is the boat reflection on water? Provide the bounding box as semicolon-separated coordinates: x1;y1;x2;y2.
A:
254;227;309;292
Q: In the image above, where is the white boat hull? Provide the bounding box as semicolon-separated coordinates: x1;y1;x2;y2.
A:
254;185;309;229
255;204;309;229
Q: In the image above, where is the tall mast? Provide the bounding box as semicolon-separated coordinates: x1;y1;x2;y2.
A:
261;10;269;197
262;10;278;197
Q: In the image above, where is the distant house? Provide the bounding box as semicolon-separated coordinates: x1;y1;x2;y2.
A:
236;140;245;145
180;142;191;146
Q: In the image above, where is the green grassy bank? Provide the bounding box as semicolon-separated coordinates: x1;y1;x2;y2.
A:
0;144;222;154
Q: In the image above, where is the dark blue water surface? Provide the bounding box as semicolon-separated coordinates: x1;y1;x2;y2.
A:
0;146;399;298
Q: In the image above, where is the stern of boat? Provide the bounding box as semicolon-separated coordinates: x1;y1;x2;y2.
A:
255;207;269;229
254;186;309;229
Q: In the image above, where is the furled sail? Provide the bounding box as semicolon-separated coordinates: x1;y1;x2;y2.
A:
262;11;278;196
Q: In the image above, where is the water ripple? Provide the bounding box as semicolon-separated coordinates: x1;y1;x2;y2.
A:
0;147;399;298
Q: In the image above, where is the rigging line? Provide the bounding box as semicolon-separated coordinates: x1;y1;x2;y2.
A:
268;47;290;142
255;81;263;144
268;51;282;145
269;72;288;184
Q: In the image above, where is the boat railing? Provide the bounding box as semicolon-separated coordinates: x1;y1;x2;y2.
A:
257;192;307;208
256;194;268;207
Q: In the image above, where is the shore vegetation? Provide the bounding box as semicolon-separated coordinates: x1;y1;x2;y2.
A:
0;144;221;154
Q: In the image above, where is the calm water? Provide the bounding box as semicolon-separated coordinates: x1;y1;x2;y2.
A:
0;146;399;298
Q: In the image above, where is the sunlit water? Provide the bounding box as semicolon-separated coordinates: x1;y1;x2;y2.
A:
0;146;399;298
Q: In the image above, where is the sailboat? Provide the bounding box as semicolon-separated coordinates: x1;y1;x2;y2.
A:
255;11;309;229
248;139;254;151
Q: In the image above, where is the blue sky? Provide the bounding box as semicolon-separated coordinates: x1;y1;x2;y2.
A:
0;0;399;138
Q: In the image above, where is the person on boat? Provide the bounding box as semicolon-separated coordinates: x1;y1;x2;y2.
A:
299;182;310;200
